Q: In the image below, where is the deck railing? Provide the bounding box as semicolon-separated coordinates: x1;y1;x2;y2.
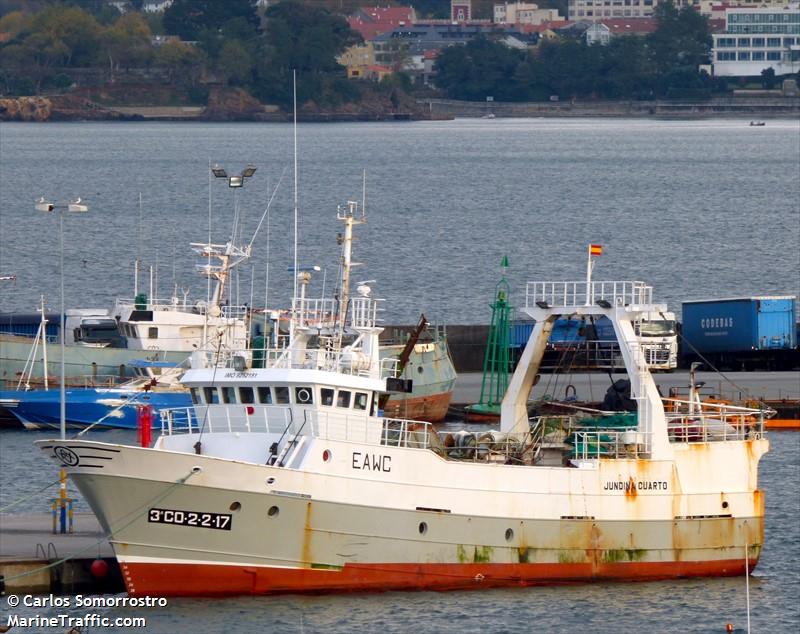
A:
525;280;653;311
205;346;399;379
664;399;766;443
114;297;247;319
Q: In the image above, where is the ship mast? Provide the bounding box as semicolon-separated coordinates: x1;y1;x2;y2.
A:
335;201;365;349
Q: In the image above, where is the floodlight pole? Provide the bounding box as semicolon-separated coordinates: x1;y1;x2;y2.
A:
37;197;87;535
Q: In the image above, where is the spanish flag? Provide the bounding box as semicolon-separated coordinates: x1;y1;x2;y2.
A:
589;244;603;257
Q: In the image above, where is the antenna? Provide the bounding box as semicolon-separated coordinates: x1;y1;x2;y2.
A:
362;169;367;217
291;69;299;340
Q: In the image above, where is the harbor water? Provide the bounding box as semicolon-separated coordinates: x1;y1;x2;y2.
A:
0;118;799;322
1;118;799;631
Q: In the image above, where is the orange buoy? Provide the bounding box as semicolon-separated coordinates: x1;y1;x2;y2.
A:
725;624;734;632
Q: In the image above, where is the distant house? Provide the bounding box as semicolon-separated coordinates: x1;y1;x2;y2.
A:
585;23;611;45
602;18;657;36
339;42;376;67
347;64;392;82
452;0;473;22
371;23;539;69
142;0;173;13
583;17;656;44
348;6;417;41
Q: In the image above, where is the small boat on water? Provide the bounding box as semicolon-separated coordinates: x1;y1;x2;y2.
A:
38;203;770;596
749;121;766;126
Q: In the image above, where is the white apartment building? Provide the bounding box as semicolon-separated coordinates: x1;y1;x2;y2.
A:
712;4;800;76
494;2;562;24
568;0;657;21
698;1;794;19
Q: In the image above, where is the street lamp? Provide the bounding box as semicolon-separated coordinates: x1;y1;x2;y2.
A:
211;164;257;188
37;196;87;534
209;165;257;309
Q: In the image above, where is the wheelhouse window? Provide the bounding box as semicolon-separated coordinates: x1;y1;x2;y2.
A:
337;390;351;408
221;386;235;404
239;387;254;404
148;327;158;339
354;392;369;410
295;386;313;405
275;386;290;404
190;387;200;404
203;387;219;404
257;386;272;404
321;388;334;406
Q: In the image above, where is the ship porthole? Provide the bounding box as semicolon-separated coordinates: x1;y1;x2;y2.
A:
418;522;427;535
268;506;280;517
323;449;332;462
505;528;514;542
722;501;729;509
230;501;242;512
417;365;423;374
266;477;276;485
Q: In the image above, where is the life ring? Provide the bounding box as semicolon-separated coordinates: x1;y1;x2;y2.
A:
297;388;312;404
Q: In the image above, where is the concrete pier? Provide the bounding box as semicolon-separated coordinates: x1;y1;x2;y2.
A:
0;513;122;594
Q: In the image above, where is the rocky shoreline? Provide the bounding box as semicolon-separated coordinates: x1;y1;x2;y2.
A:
2;91;798;122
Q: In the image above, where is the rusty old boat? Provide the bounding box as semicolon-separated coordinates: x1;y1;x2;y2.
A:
37;212;769;595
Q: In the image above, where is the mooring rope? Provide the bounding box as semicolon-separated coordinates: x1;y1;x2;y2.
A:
0;468;198;584
0;477;63;512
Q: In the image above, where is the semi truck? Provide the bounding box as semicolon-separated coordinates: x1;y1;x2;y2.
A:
509;312;678;371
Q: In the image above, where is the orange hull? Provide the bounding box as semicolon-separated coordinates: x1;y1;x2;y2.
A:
765;419;800;430
382;390;453;423
121;558;756;597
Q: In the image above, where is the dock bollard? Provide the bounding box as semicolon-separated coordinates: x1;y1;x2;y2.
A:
50;497;74;534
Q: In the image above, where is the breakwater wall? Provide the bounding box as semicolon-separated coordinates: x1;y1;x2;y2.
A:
420;96;800;118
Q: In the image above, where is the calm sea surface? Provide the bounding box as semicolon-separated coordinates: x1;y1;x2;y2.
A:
1;119;799;632
0;118;799;322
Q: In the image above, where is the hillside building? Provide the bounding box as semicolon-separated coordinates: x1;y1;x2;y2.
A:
711;3;800;76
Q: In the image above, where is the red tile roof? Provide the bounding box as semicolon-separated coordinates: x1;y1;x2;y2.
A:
600;18;657;34
357;7;414;23
349;7;416;40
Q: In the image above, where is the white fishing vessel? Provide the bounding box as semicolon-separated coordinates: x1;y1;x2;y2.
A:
38;210;769;596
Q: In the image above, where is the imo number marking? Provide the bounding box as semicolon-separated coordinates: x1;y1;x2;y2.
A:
148;507;232;530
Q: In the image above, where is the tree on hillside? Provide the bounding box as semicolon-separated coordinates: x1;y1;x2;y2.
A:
28;5;102;67
153;39;206;86
100;12;152;74
218;39;254;85
594;35;652;99
252;0;361;107
435;37;525;101
648;0;711;96
162;0;260;41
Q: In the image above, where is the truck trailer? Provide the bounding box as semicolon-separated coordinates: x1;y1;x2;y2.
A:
681;296;798;370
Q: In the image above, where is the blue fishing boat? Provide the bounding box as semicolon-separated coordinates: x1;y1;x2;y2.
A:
0;383;190;430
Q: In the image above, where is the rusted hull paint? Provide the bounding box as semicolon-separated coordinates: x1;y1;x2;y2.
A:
121;557;757;596
383;390;453;423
